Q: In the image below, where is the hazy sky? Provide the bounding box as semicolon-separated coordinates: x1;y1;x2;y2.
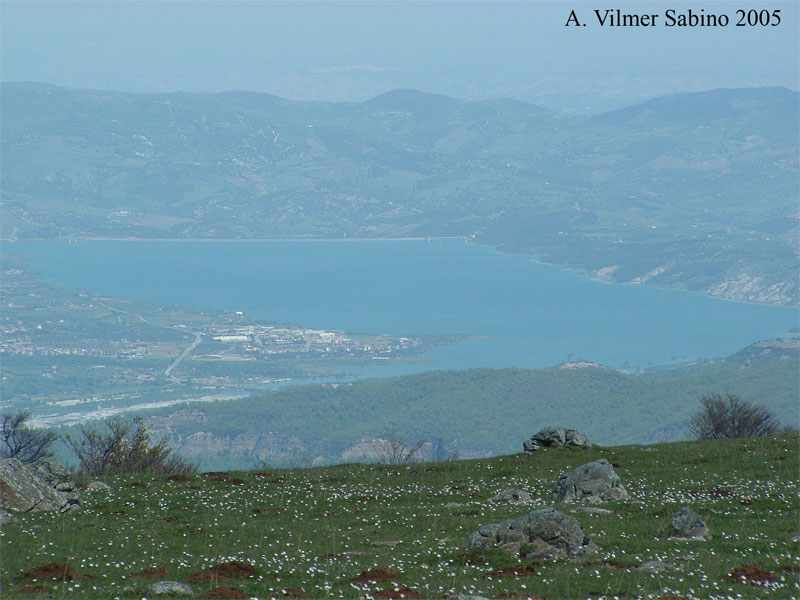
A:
2;1;798;111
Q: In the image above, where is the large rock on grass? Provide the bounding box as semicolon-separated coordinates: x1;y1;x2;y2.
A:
466;507;595;558
670;506;711;540
0;458;80;514
552;459;629;504
148;581;194;596
523;427;590;452
488;488;532;504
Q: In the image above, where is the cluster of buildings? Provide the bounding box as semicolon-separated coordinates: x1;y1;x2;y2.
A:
205;324;419;358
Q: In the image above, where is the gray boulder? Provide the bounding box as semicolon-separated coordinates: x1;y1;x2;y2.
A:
523;427;590;452
552;459;629;504
34;460;73;485
488;488;532;504
0;458;80;513
466;506;594;558
670;506;711;540
148;581;194;596
0;508;17;525
571;506;613;515
35;460;81;504
86;481;112;492
565;429;591;448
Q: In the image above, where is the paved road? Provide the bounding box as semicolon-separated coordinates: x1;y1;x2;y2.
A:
165;332;202;378
96;300;201;378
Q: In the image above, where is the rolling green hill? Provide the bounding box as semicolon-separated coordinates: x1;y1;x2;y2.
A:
128;340;799;470
2;83;797;305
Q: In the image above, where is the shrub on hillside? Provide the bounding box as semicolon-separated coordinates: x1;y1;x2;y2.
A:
66;417;195;476
688;393;780;440
1;411;59;464
370;428;426;464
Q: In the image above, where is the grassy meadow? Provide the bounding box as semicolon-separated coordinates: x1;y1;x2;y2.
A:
2;433;798;599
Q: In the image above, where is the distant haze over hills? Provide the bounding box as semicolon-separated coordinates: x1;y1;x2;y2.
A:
1;83;798;305
3;1;797;114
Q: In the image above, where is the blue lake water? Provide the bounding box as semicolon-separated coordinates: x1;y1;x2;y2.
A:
12;239;799;374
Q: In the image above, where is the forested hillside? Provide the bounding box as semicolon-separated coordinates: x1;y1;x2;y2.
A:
2;83;797;304
128;341;799;469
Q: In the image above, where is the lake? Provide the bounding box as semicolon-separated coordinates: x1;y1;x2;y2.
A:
14;239;799;375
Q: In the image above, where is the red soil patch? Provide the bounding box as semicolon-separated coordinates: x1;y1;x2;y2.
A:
185;561;256;582
168;474;190;482
487;564;538;578
780;564;800;572
24;563;90;581
374;585;423;599
740;499;761;506
729;564;776;583
458;552;483;563
350;567;400;583
199;586;249;599
130;567;169;579
17;584;52;594
280;588;306;598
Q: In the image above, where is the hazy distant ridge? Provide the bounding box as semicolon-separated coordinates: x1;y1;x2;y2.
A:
2;83;797;305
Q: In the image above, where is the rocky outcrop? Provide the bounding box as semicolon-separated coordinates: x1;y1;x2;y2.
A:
0;459;80;513
174;431;306;462
670;506;711;540
523;427;590;452
488;488;532;504
34;460;81;506
552;459;629;504
86;481;111;492
466;507;596;558
148;581;194;596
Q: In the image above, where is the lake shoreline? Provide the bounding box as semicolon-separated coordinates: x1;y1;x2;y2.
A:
5;234;796;310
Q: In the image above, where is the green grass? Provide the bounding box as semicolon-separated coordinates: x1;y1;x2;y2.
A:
2;433;798;599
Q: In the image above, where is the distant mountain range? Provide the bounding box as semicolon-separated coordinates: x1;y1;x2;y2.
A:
2;83;797;305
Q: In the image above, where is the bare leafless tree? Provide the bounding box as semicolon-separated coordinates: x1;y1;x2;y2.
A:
369;428;426;464
1;411;59;464
66;417;195;476
688;393;780;440
431;437;459;462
